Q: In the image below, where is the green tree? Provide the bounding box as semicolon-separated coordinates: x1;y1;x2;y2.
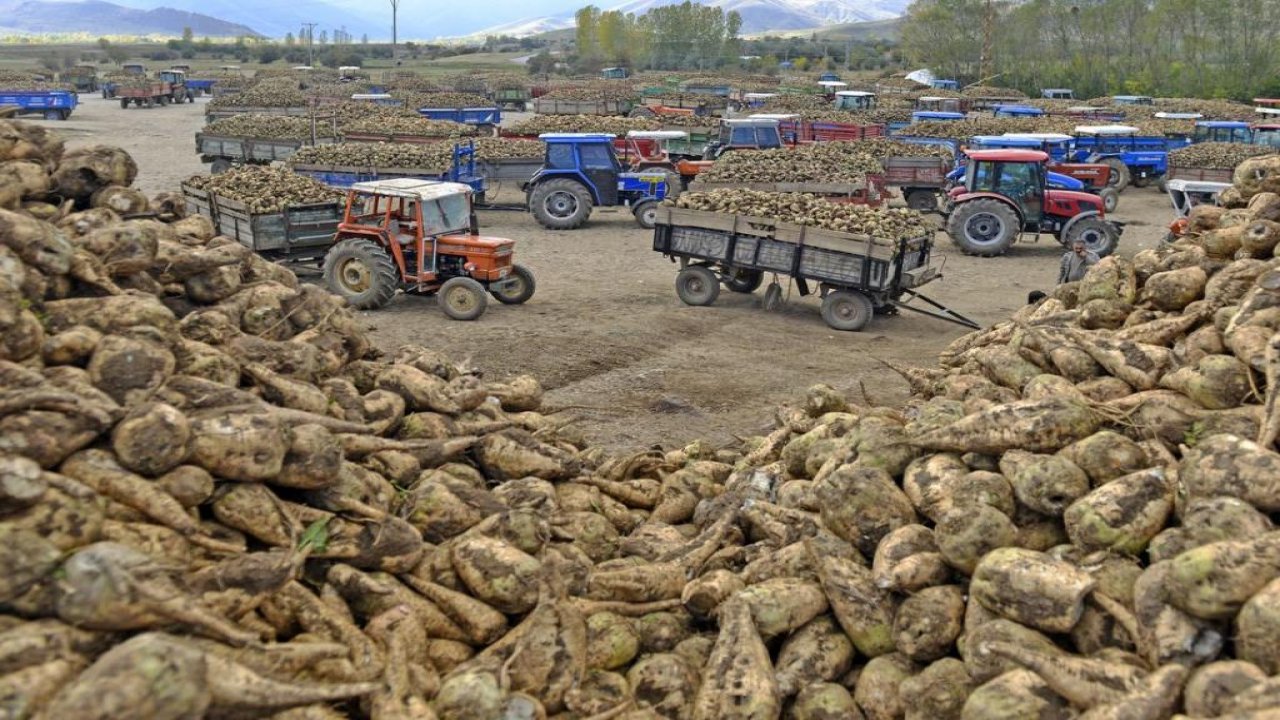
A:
285;32;295;46
105;45;130;65
575;6;601;66
182;27;193;43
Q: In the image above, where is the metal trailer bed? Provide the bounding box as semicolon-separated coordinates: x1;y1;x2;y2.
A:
652;206;978;331
181;184;343;262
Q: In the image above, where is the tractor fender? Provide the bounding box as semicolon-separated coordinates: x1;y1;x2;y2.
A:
1060;209;1102;240
529;173;599;204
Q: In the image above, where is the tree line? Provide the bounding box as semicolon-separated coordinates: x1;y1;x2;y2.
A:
900;0;1280;100
574;1;743;71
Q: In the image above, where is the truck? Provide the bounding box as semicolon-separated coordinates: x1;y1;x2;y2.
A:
531;97;635;116
652;204;976;332
118;70;193;109
0;90;77;120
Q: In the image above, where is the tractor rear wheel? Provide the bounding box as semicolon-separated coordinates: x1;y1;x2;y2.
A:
633;201;659;229
675;265;720;306
439;277;488;321
723;267;763;294
820;290;874;332
490;264;536;305
1102;158;1130;191
323;238;399;310
1064;216;1119;257
945;198;1020;256
906;189;938;212
1098;187;1119;213
530;179;592;230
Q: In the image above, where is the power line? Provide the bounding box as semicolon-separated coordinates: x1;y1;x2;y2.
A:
301;22;318;66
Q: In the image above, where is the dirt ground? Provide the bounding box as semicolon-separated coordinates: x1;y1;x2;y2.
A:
48;94;1181;451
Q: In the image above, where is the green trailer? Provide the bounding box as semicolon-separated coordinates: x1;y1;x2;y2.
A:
491;87;530;112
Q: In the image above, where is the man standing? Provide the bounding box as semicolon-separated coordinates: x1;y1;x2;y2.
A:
1058;239;1099;284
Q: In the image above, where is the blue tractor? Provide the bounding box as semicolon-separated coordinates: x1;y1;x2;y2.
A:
526;133;674;231
1193;120;1254;144
1071;124;1189;191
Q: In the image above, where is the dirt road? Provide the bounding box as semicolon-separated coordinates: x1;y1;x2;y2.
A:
45;94;1180;450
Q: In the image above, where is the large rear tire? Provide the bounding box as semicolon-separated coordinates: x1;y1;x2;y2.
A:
1064;216;1119;257
490;264;536;305
529;178;592;230
1102;158;1130;191
439;277;488;321
820;290;874;332
945;198;1020;256
323;238;399;310
675;265;719;306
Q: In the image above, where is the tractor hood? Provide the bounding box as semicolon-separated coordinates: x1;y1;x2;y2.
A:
439;234;516;250
1045;189;1106;217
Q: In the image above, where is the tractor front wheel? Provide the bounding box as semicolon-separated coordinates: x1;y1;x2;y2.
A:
820;290;874;332
1102;158;1130;191
439;277;488;321
945;198;1020;257
530;179;592;230
1098;187;1120;213
633;201;659;229
490;264;536;305
1064;216;1119;257
675;265;720;306
323;238;399;310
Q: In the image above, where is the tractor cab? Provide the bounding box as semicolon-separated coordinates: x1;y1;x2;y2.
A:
1194;120;1253;144
743;92;777;109
915;96;967;113
944;149;1119;257
993;104;1044;118
325;179;534;317
834;90;877;111
912;111;966;123
705;117;784;159
817;80;848;99
527;133;672;229
1042;88;1075;100
1254;124;1280;148
1112;95;1154;106
159;69;186;85
1255;99;1280;117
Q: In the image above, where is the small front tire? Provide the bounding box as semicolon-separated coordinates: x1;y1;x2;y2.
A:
439;277;488;321
490;264;536;305
633;201;658;229
820;290;874;332
675;265;720;306
1098;187;1119;213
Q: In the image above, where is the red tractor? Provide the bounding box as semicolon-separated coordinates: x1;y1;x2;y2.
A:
944;149;1122;257
323;179;534;319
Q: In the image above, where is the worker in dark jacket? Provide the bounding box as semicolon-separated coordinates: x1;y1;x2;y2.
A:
1058;239;1099;284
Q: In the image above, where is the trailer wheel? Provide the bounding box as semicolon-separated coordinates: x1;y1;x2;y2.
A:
906;189;937;212
323;238;400;310
1102;158;1130;190
945;198;1020;256
530;179;592;230
1064;216;1119;258
120;98;129;109
821;290;874;332
633;201;659;229
490;264;536;305
1099;187;1119;213
210;159;233;174
675;265;720;306
439;277;488;321
724;268;763;294
187;91;195;103
1131;175;1151;189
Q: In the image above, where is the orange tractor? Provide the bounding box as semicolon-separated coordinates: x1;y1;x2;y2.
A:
323;179;534;319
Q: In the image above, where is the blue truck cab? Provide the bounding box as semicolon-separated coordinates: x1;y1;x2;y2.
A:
993;104;1044;118
526;133;672;230
1193;120;1253;144
912;111;966;123
1072;124;1183;189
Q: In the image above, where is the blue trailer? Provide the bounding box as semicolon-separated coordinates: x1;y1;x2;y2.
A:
0;90;77;120
992;104;1044;118
1071;124;1188;190
417;106;501;132
185;78;217;97
911;111;966;123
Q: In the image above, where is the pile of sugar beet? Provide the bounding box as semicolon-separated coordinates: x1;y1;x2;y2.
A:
3;112;1280;720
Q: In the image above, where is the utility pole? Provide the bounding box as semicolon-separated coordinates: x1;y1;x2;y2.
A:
979;0;994;82
301;22;318;67
389;0;399;63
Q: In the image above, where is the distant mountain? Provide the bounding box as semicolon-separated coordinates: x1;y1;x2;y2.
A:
0;0;259;36
471;0;910;37
110;0;383;40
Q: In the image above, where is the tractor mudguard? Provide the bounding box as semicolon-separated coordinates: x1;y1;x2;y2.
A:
947;191;1026;227
1060;210;1102;240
